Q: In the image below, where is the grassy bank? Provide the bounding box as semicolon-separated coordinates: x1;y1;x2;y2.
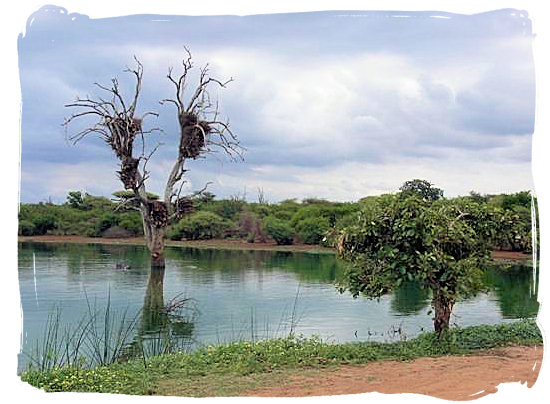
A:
20;319;541;396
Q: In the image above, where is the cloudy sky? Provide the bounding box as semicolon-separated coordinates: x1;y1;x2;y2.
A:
17;6;535;203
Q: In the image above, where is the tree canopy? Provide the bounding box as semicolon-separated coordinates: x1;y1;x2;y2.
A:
399;179;444;201
337;187;498;335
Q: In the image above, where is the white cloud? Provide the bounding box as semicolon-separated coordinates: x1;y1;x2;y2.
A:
18;10;535;202
215;154;534;203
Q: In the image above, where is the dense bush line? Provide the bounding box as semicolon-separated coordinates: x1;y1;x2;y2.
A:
18;186;536;252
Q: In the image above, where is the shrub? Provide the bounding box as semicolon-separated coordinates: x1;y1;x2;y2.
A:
264;217;294;245
118;212;144;236
33;215;56;235
204;198;245;221
166;225;181;241
95;213;119;235
295;217;330;245
18;220;36;236
173;211;227;240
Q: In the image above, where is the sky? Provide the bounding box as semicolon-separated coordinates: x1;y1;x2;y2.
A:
18;6;536;203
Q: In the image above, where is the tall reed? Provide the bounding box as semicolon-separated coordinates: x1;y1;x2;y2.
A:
21;291;195;372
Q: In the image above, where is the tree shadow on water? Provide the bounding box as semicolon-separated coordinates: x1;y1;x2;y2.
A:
120;265;197;361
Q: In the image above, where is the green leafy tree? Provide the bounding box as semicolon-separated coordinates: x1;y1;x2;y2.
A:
33;214;57;235
66;191;84;209
80;193;116;211
337;193;495;336
399;179;444;201
487;191;534;252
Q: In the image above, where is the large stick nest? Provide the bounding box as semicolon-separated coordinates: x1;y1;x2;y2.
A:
174;197;194;218
105;116;142;159
118;157;139;190
179;112;210;159
147;200;169;228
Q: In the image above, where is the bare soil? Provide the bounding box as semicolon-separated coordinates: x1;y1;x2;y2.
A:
241;345;543;400
491;250;532;261
17;235;334;253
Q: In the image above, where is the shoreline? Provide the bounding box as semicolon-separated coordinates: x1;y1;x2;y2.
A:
17;235;533;260
20;319;543;398
17;235;335;254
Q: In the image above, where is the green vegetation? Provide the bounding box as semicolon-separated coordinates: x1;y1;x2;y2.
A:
337;191;499;334
168;211;229;240
20;319;541;396
18;192;144;238
336;181;537;335
18;184;536;256
399;178;444;201
18;182;539;395
263;216;295;245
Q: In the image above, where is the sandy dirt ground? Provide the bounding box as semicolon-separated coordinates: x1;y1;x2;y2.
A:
491;250;532;261
17;235;334;253
241;345;543;400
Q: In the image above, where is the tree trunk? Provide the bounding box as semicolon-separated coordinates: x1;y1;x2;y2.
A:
433;290;454;336
140;205;166;268
149;226;165;268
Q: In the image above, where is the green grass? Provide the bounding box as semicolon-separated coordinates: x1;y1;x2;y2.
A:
20;319;541;396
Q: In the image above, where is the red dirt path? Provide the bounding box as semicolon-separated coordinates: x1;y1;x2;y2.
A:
17;235;334;253
242;345;543;400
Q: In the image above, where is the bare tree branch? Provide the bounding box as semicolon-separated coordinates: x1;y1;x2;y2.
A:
64;50;241;263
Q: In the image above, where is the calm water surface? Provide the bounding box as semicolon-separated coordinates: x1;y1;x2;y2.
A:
18;242;538;370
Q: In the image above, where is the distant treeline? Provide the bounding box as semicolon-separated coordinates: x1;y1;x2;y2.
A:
18;186;535;253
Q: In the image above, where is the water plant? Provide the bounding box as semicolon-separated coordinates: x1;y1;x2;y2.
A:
21;291;196;372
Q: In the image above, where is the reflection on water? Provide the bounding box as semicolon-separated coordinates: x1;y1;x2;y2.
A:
18;242;538;370
390;281;431;315
120;267;196;362
484;265;539;319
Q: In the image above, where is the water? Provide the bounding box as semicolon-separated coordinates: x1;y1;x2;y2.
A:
17;242;538;370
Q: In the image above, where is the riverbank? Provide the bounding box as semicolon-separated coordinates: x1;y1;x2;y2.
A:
20;320;542;399
18;235;334;253
17;235;532;260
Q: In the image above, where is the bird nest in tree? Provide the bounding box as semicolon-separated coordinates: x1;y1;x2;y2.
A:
174;197;194;218
179;112;210;159
147;200;169;228
105;116;142;159
118;157;139;189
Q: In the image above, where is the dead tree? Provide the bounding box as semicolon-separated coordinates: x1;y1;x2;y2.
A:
64;50;241;267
